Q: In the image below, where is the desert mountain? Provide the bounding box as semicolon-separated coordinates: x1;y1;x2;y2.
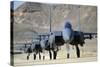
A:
12;2;97;43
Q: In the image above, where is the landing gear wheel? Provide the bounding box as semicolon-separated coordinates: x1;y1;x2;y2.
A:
67;53;69;58
76;45;80;58
43;56;45;60
27;56;29;60
34;54;36;60
27;53;30;60
39;53;41;60
49;50;52;60
53;51;57;59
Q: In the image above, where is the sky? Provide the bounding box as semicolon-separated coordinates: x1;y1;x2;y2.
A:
12;0;24;10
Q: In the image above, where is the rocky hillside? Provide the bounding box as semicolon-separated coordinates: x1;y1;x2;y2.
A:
12;2;97;43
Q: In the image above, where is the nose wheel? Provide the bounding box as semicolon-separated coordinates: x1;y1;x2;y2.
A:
75;45;80;58
67;53;69;58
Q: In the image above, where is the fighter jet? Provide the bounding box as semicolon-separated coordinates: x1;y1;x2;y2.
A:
36;21;97;60
45;5;97;59
52;21;97;59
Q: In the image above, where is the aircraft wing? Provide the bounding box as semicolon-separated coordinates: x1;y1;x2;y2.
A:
83;32;97;39
37;33;49;37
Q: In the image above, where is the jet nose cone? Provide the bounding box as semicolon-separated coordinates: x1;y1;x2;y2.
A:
64;21;72;29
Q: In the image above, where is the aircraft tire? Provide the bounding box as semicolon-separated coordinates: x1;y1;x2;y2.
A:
76;45;80;58
53;51;57;59
34;54;36;60
49;50;52;60
39;52;41;60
